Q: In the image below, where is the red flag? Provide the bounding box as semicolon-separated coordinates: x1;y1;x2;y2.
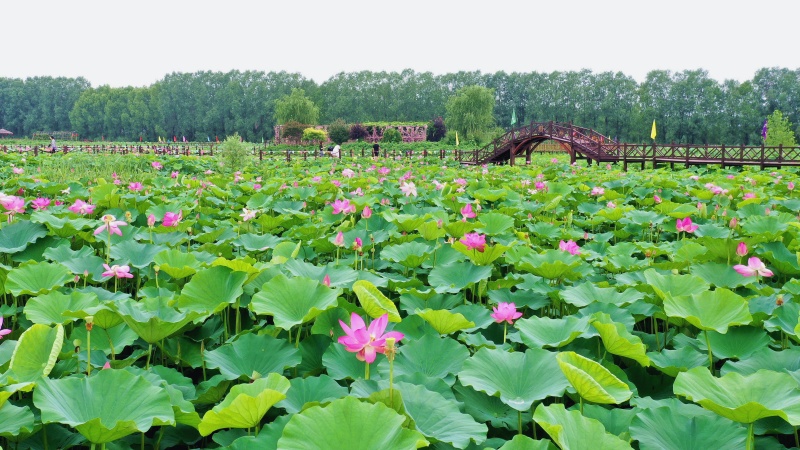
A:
215;136;219;143
173;136;177;142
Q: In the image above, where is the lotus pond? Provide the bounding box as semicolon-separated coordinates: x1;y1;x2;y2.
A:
2;151;800;450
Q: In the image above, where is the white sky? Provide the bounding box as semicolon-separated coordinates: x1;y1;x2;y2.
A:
4;0;798;88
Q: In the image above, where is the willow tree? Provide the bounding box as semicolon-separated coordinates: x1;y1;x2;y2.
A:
445;85;495;143
275;88;319;125
765;110;798;147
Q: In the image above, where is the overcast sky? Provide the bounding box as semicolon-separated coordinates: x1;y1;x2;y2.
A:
5;0;797;88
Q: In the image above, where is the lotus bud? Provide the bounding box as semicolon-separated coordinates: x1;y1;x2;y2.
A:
73;339;82;352
322;274;331;287
777;295;785;306
385;337;397;362
85;316;94;332
154;265;160;274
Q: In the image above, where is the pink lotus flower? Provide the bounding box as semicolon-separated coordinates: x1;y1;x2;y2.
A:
151;161;162;170
400;181;417;197
733;257;774;278
1;196;25;214
461;203;476;220
460;233;487;252
102;264;134;279
361;206;372;219
129;182;143;192
342;168;355;178
591;186;605;196
331;199;356;215
491;302;523;324
676;217;698;233
322;274;331;287
338;313;404;364
171;171;179;179
240;208;257;222
0;317;11;339
12;167;23;175
353;237;363;251
93;214;127;236
147;214;156;227
68;199;96;215
334;231;345;247
789;182;795;191
736;242;748;258
31;197;51;211
377;167;390;176
559;240;581;255
162;210;183;227
454;178;468;187
653;195;662;204
743;192;756;200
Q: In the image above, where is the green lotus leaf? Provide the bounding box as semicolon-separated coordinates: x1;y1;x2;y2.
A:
33;369;175;444
380;241;434;268
321;342;383;381
742;214;791;242
224;415;290;450
417;221;447;241
664;288;752;333
459;348;569;411
0;381;34;409
279;374;348;414
428;261;493;294
154;248;202;279
590;312;650;367
452;382;520;431
0;402;36;438
556;351;632;405
352;279;401;322
123;365;200;428
382;211;428;233
560;282;644;307
533;403;633;450
173;266;247;314
384;333;469;384
277;396;428;449
642;269;709;302
452;241;510;266
674;367;800;425
721;348;800;376
198;373;290;436
8;323;64;383
761;241;800;275
24;290;99;325
110;240;168;269
0;220;47;253
498;435;557;450
416;309;475;335
690;262;752;289
62;304;123;329
204;333;301;381
394;381;488;449
283;260;359;289
110;296;203;344
233;233;283;252
473;212;515;235
700;327;771;360
516;315;590;348
4;261;73;296
516;250;585;281
647;346;708;377
250;274;342;330
630;406;746;450
473;188;508;202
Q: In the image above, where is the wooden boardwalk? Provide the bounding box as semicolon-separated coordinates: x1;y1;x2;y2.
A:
464;121;800;170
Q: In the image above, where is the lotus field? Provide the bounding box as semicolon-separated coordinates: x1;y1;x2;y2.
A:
3;150;800;450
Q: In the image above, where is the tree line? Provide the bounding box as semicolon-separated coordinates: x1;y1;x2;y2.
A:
0;67;798;145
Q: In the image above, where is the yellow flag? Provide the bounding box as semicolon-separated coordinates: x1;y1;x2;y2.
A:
455;132;459;147
650;120;657;140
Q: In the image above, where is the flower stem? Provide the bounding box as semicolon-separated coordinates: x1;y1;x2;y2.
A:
518;410;522;435
503;323;507;345
86;329;92;376
704;330;714;373
746;422;754;450
365;361;370;380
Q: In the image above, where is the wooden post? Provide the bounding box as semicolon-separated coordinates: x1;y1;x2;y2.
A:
721;144;725;169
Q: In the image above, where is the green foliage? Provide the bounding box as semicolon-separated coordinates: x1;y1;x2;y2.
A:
275;88;320;125
381;127;402;143
327;119;349;145
765;110;798;147
218;133;250;173
445;85;496;142
281;121;309;142
302;128;327;144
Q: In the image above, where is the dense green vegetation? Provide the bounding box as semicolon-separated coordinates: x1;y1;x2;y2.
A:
1;68;799;144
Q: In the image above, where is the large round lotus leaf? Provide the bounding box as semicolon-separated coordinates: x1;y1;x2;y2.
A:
24;290;99;325
198;373;290;436
4;261;73;296
428;262;493;294
0;402;36;438
111;296;204;344
721;348;800;376
9;323;63;382
664;288;752;333
277;396;428;450
110;240;168;269
416;309;475;335
204;333;301;381
642;269;709;302
690;262;752;289
233;233;283;252
394;381;488;449
0;220;47;253
224;414;291;450
516;315;590;348
590;312;650;367
352;280;401;322
321;342;383;381
153;248;201;279
122;366;199;428
560;282;644;307
250;274;342;330
380;241;434;268
279;374;349;414
383;333;469;384
473;212;514;235
674;367;800;425
497;435;557;450
533;403;633;450
516;250;584;281
33;369;175;444
453;241;510;267
173;266;247;315
62;304;123;330
630;406;747;450
647;347;708;377
556;351;632;405
700;326;770;360
453;382;520;431
282;260;359;289
459;348;569;411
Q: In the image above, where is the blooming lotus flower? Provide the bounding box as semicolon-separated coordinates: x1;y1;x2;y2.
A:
378;167;391;176
591;186;605;196
0;317;11;339
162;210;182;227
789;182;795;191
94;214;127;236
743;192;756;200
342;168;355;178
102;264;134;279
675;217;698;233
12;167;23;175
129;182;143;192
31;197;51;211
454;178;468;187
460;232;487;252
331;199;356;215
353;237;363;251
491;302;523;324
338;313;404;364
171;171;179;179
151;161;162;170
733;257;774;278
461;203;476;220
400;181;417;197
1;196;25;214
559;240;581;256
68;199;96;215
433;180;446;190
653;195;662;204
240;208;257;222
736;242;748;258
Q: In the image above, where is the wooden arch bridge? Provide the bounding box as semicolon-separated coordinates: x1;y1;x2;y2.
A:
463;121;800;170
